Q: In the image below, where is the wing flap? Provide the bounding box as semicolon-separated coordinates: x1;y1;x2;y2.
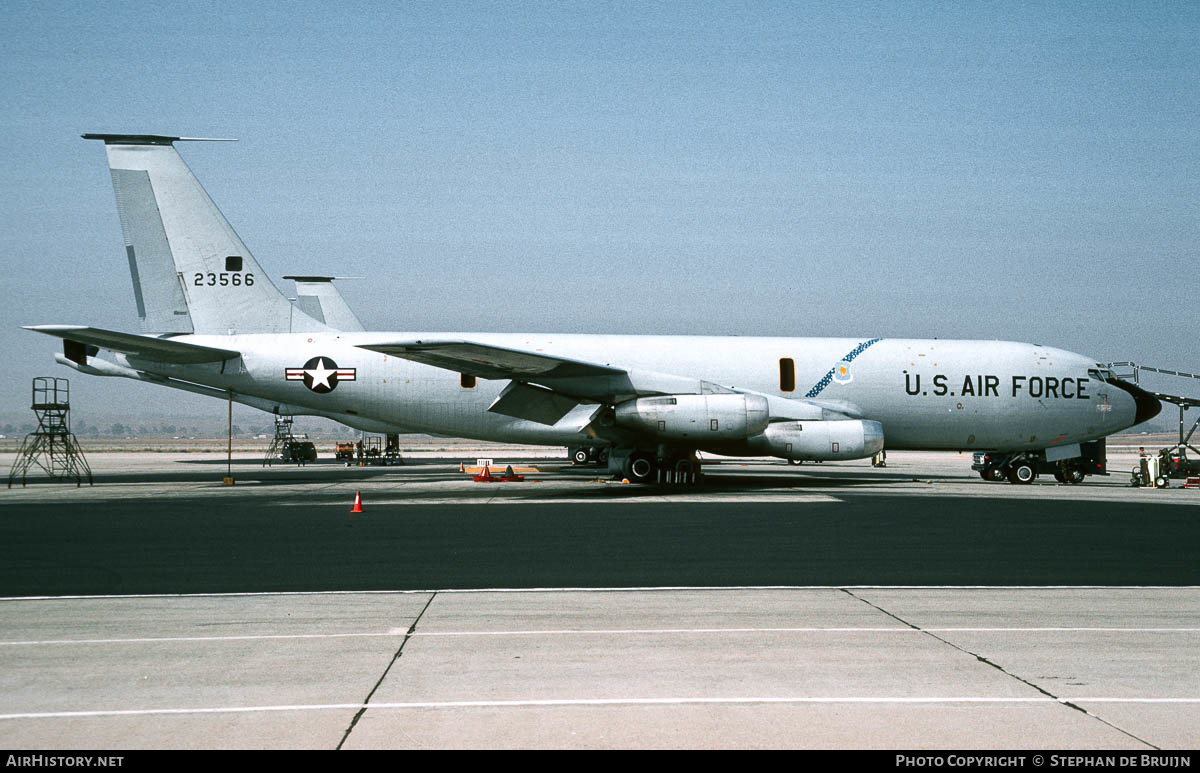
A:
488;381;589;425
27;325;240;364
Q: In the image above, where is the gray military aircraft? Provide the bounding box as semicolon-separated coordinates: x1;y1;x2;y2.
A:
28;134;1160;484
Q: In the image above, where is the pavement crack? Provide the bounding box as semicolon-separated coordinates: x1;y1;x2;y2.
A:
840;588;1160;750
336;591;437;749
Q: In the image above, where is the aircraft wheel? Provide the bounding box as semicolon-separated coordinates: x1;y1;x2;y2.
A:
1007;462;1035;484
626;454;655;484
597;448;610;465
1154;475;1170;489
572;448;590;465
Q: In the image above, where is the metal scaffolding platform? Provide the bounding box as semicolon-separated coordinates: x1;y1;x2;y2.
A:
1106;361;1200;457
262;415;295;467
7;377;93;488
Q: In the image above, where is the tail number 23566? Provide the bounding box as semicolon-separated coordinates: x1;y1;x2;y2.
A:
194;272;255;287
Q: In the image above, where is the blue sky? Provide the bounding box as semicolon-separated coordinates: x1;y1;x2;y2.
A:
1;1;1196;419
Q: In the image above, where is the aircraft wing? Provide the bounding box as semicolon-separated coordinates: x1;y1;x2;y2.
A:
359;340;625;380
359;339;648;425
26;325;241;364
358;339;855;427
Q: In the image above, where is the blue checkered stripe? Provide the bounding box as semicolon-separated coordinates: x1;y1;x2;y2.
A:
804;338;884;398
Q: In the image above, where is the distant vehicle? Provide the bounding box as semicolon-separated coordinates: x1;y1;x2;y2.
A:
334;441;355;461
281;440;317;464
1165;449;1200;479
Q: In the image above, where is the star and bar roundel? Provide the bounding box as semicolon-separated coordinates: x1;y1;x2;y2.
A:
285;357;356;393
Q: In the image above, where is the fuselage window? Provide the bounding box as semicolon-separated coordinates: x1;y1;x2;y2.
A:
460;373;476;389
779;358;795;392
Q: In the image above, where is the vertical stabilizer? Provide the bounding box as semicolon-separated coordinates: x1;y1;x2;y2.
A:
84;134;327;335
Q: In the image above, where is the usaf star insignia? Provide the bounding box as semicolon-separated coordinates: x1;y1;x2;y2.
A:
285;357;356;393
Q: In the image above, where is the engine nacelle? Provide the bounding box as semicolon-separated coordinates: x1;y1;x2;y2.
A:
748;419;885;461
614;393;770;440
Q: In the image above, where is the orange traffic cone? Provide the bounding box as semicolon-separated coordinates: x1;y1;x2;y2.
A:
350;491;363;513
459;462;465;472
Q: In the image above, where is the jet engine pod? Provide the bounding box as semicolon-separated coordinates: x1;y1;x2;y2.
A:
750;419;885;461
614;393;770;440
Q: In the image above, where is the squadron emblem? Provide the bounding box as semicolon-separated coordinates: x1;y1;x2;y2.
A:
285;357;356;393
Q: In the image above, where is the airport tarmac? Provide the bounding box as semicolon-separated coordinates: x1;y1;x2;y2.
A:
0;449;1196;749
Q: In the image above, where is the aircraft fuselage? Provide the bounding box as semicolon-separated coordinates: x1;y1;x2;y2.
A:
122;333;1141;453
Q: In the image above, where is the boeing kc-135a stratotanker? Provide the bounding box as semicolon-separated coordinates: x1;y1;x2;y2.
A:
28;134;1161;484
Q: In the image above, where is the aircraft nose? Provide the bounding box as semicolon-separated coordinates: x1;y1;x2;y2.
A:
1133;387;1163;425
1108;378;1162;426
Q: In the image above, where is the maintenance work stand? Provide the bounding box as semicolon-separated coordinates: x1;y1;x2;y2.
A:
7;377;93;488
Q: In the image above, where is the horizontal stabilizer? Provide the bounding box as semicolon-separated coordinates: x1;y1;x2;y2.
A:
27;326;240;364
359;340;624;381
283;275;365;332
81;134;237;144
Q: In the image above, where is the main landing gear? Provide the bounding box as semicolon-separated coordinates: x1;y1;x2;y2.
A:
610;448;702;484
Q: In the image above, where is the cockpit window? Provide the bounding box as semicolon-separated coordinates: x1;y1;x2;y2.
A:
1088;368;1115;380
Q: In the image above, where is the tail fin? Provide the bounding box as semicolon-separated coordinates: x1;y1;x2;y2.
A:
283;276;366;332
84;134;327;335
